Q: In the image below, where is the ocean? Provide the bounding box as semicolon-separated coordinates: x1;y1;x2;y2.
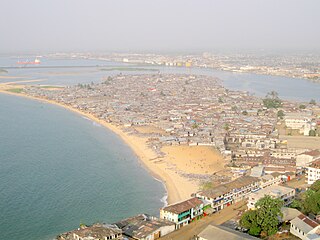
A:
0;94;165;240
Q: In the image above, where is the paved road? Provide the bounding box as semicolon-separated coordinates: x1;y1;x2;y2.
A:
160;200;247;240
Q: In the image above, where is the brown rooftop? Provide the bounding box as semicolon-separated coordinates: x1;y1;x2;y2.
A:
298;214;319;228
199;176;259;199
162;197;203;214
302;150;320;157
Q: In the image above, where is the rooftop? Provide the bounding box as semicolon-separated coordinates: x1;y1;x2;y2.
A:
197;224;259;240
162;197;203;214
291;214;319;233
114;214;174;239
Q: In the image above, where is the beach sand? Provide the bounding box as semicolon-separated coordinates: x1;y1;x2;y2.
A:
0;84;225;204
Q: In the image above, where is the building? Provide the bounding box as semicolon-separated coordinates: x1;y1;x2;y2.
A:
306;159;320;185
160;197;203;229
197;224;259;240
196;176;260;212
247;185;295;210
259;173;284;188
290;214;319;240
284;113;312;136
57;224;122;240
297;150;320;168
114;214;175;240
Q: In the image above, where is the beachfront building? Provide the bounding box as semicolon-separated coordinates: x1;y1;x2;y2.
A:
196;176;260;212
296;150;320;168
160;197;203;229
197;224;259;240
247;185;295;210
290;214;320;240
306;159;320;185
57;223;122;240
114;214;175;240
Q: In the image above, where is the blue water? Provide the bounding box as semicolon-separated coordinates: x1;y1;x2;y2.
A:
0;56;319;102
0;94;165;240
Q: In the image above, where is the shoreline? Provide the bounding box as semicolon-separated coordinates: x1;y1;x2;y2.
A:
0;89;187;204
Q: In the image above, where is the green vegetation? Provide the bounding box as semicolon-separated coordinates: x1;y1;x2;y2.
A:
223;123;229;131
310;99;316;105
242;110;248;116
291;180;320;215
240;196;283;237
100;67;159;72
77;83;93;89
299;104;306;109
0;69;8;74
277;110;285;119
218;97;223;103
309;129;316;136
263;91;282;109
6;88;23;93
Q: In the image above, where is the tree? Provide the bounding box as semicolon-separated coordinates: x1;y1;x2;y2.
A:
299;104;306;109
218;97;223;103
302;190;320;215
242;110;248;116
310;180;320;192
263;91;282;109
240;196;283;237
277;110;285;119
309;130;316;136
290;199;302;211
240;210;261;236
310;99;316;105
255;196;283;236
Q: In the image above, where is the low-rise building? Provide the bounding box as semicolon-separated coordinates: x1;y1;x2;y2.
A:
247;185;295;210
160;197;203;229
197;224;259;240
290;214;319;240
114;214;175;240
196;176;260;212
57;224;122;240
306;159;320;185
297;150;320;168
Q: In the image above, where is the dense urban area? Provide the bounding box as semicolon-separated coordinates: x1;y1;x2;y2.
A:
5;71;319;240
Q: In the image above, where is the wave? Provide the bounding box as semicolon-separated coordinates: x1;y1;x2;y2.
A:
153;176;168;207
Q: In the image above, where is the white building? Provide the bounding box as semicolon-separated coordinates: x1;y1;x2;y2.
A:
290;214;319;240
247;185;295;210
284;113;312;136
297;150;320;168
306;159;320;185
160;197;203;229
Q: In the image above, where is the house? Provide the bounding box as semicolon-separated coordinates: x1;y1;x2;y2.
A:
160;197;203;229
197;224;259;240
290;214;319;240
57;223;122;240
297;150;320;168
114;214;175;240
306;159;320;185
247;185;295;210
196;176;260;212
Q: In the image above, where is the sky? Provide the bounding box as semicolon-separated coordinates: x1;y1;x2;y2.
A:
0;0;319;53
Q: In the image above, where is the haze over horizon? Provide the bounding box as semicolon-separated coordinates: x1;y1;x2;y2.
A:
1;0;319;54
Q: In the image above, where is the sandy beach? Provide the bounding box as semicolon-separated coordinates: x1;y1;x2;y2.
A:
0;84;225;204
